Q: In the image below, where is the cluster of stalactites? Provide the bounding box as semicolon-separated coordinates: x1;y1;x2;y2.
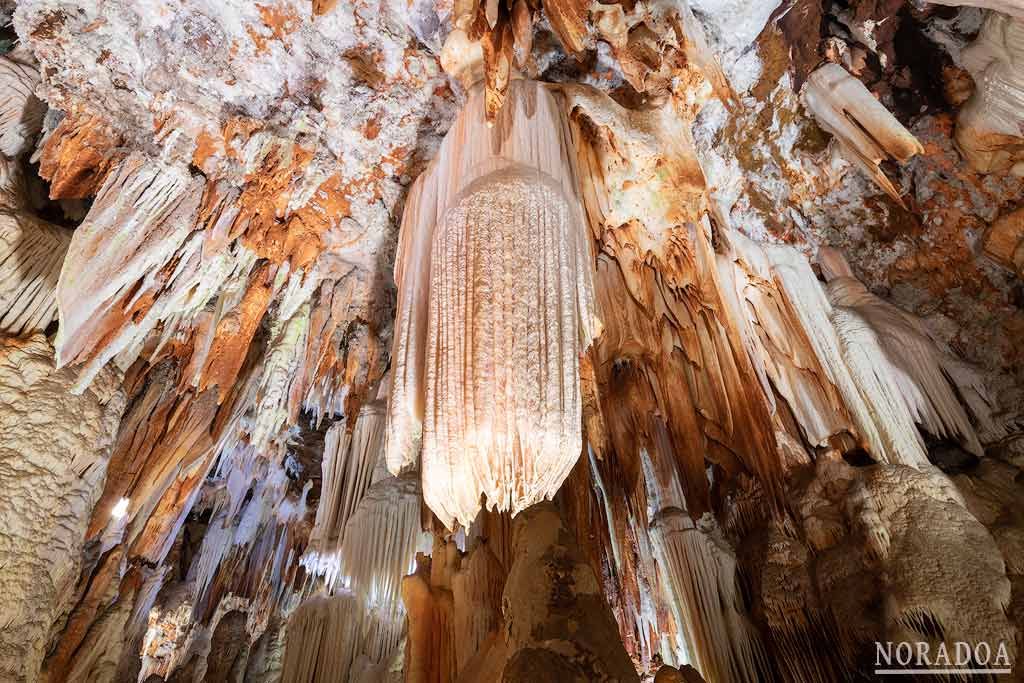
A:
280;594;365;683
286;474;425;681
302;402;387;585
334;475;426;662
295;392;428;679
720;232;997;468
650;510;769;683
825;267;1004;454
386;78;600;529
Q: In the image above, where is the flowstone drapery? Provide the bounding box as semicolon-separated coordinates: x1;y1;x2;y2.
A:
387;77;599;529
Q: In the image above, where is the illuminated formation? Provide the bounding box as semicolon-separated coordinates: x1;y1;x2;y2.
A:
387;74;599;529
0;1;1023;681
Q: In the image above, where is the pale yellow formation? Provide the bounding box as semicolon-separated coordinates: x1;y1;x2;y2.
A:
0;210;71;336
304;402;387;584
957;10;1024;175
386;78;599;529
0;53;44;157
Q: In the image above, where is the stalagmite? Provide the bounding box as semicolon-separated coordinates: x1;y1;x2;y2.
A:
801;63;924;204
387;69;599;528
956;9;1024;175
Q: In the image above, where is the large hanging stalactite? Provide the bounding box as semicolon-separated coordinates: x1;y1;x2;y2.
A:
386;77;600;529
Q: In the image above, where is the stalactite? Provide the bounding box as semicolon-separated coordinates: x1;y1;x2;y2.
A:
589;0;732;104
801;63;924;204
333;475;426;666
387;77;599;528
643;448;768;683
35;112;125;200
827;273;999;454
5;3;1024;682
956;9;1024;175
575;443;663;669
753;245;905;465
54;153;205;383
565;84;784;515
717;231;855;450
250;300;311;448
280;594;364;683
288;467;424;681
303;401;386;584
57;564;145;682
828;305;934;467
298;269;388;422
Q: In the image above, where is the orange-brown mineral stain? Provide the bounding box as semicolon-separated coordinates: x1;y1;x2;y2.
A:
247;4;300;54
245;25;270;54
257;4;300;42
363;117;381;140
38;113;125;199
192;130;223;171
284;173;353;267
199;261;277;401
233;144;317;263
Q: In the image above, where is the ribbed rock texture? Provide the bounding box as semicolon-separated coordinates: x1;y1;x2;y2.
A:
0;335;125;681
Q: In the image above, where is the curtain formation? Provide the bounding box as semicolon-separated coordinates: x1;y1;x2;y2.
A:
0;0;1021;681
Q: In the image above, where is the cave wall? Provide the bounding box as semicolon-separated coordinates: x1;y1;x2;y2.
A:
0;335;125;681
0;0;1022;681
